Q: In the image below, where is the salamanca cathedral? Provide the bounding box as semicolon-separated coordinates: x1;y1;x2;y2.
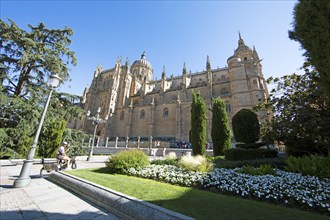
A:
69;34;269;145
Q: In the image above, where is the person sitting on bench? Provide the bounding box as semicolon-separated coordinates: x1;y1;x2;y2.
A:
56;141;70;167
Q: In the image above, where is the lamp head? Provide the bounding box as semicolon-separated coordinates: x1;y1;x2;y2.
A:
48;73;62;88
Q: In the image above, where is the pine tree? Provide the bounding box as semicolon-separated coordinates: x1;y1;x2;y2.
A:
191;92;207;156
211;98;231;156
0;19;77;98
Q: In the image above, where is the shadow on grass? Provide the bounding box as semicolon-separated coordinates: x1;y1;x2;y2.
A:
145;188;329;220
67;168;329;220
91;167;112;174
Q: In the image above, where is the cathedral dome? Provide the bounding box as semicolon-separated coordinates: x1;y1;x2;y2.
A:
132;51;152;69
234;34;252;55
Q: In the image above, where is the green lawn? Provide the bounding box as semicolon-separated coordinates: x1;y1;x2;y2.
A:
66;167;329;220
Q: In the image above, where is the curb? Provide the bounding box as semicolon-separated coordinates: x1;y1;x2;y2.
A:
47;172;194;220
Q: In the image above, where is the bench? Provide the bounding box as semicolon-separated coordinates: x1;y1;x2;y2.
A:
150;148;158;156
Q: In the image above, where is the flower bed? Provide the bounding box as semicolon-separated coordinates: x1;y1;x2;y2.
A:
127;165;330;214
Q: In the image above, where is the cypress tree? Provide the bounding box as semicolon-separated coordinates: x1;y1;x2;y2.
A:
191;92;207;156
211;98;231;156
38;118;67;157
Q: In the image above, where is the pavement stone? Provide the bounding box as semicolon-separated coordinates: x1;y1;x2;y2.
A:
0;157;121;220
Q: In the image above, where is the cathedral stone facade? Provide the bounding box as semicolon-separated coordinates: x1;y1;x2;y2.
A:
71;35;269;145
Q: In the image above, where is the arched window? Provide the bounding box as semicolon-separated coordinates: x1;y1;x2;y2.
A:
163;108;169;117
140;110;145;119
120;111;125;120
220;88;229;96
221;75;226;81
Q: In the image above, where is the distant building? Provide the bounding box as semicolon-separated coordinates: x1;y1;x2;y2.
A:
69;34;269;144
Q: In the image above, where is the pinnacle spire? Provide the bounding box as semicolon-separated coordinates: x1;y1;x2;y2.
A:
238;31;245;46
141;51;146;59
182;62;187;75
206;55;211;71
162;65;166;78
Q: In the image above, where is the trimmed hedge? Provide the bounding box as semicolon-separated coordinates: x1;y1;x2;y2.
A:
232;109;260;144
151;158;178;166
235;142;266;149
214;157;286;169
224;148;278;161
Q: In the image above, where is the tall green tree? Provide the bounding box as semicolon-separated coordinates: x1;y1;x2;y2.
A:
256;64;330;156
191;92;207;156
0;85;39;157
289;0;330;96
0;19;84;159
38;118;67;158
0;19;77;97
62;128;92;156
211;98;231;156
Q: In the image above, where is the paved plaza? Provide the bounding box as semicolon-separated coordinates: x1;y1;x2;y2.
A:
0;156;121;220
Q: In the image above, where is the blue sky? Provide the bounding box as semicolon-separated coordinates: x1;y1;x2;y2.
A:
1;0;305;96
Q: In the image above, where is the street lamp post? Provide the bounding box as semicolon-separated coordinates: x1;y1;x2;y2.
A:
86;107;108;161
14;73;61;188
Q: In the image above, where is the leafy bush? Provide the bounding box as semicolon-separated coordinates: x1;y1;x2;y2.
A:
106;149;149;174
285;138;328;157
151;158;178;166
238;164;276;176
214;157;286;169
207;155;224;162
0;146;20;159
224;148;278;161
235;142;266;149
285;155;330;178
178;155;213;172
232;109;260;144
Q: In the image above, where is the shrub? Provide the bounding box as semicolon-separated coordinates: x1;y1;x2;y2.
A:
178;155;213;172
224;148;278;161
207;155;224;162
232;109;260;144
285;155;330;178
214;157;286;169
238;164;276;176
106;149;149;174
151;158;178;166
235;142;266;149
285;138;328;157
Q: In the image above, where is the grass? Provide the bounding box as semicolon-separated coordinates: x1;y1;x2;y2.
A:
66;167;329;220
